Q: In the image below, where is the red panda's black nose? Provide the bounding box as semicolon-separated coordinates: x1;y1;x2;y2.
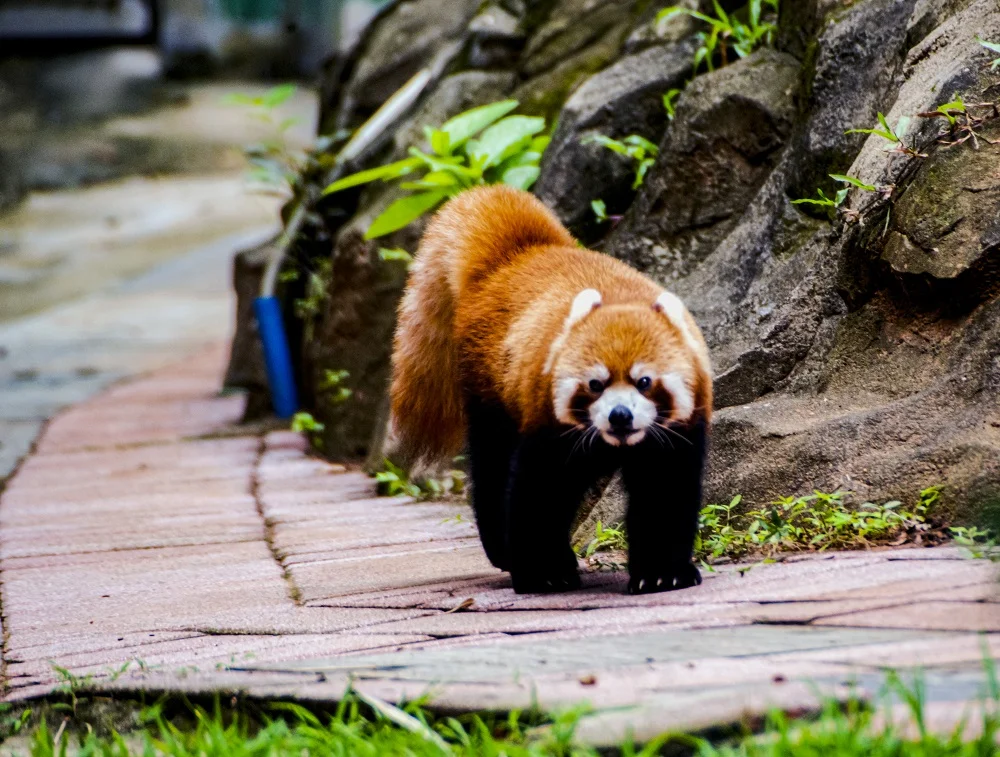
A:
609;405;633;431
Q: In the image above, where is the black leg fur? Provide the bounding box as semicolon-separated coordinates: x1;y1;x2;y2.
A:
622;418;707;595
466;398;519;570
505;430;616;593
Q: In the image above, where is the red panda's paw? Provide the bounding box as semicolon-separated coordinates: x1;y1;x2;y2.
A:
510;567;581;594
627;562;702;595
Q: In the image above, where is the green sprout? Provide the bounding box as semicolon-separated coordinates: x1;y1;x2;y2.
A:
582;133;659;189
657;0;778;74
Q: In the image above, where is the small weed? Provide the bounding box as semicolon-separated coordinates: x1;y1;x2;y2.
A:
917;94;1000;150
978;36;1000;70
51;665;94;713
695;487;944;566
793;174;879;218
846;111;928;158
580;520;628;558
792;186;849;210
292;256;331;343
663;88;682;120
949;525;999;561
224;84;303;196
658;0;778;74
291;412;325;448
591;198;608;222
374;459;466;501
318;369;352;404
581;133;659;189
323;100;550;238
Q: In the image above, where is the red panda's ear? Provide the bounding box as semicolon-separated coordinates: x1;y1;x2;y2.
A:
567;288;602;327
543;289;601;374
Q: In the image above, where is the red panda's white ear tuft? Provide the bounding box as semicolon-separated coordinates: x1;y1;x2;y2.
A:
568;288;602;326
543;289;602;375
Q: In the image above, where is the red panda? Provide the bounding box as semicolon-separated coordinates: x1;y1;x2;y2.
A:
390;185;712;594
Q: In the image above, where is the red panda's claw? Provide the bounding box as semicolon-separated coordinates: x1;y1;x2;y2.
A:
628;563;702;595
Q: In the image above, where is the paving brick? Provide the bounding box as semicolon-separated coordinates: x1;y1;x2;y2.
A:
815;601;1000;632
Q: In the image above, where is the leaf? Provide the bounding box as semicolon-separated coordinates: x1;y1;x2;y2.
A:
365;191;449;239
399;170;461;190
877;111;892;135
501;165;541;191
530;135;552;152
222;92;261;106
623;134;660;155
829;174;876;191
834;187;850;207
378;247;413;263
429;129;451;156
977;36;1000;55
844;127;898;142
581;133;630;155
262;84;297;108
438;100;519;149
591;198;608;222
322;157;423;195
470;116;546;168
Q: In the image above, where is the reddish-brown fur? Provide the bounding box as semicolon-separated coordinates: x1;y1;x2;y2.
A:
390;185;711;467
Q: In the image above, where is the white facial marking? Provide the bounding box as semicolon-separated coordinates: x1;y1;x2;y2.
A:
589;384;657;447
553;364;609;425
543;288;603;374
661;371;694;422
553;377;581;425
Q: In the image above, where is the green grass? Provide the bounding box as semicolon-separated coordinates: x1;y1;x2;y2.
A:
582;485;999;571
9;662;1000;757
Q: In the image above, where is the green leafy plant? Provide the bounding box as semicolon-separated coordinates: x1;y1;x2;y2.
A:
793;173;877;214
323;100;549;239
224;84;303;195
662;88;682;120
977;35;1000;70
917;95;1000;149
375;459;466;501
949;525;999;561
695;486;944;566
591;198;608;222
658;0;778;74
580;520;628;558
581;133;659;189
318;369;352;404
846;111;927;157
292;257;331;343
792;186;849;209
291;412;325;448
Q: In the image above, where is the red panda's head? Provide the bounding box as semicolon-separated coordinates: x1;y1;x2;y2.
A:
545;289;709;447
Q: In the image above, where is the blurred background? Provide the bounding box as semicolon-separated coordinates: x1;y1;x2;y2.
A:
0;0;385;477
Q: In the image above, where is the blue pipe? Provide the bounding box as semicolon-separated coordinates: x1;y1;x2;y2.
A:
253;295;299;418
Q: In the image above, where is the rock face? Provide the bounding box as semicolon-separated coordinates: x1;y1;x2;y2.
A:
228;0;1000;522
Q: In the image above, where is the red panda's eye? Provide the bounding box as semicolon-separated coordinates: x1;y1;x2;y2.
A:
636;376;652;392
588;379;604;393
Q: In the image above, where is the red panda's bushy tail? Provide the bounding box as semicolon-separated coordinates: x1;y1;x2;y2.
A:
388;186;575;468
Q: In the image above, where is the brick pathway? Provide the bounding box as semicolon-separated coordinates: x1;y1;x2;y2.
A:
1;344;997;745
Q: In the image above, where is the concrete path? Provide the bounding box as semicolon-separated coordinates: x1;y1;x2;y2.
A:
1;344;997;746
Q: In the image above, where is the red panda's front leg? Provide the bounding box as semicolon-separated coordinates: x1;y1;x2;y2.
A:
622;418;707;595
505;430;614;594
